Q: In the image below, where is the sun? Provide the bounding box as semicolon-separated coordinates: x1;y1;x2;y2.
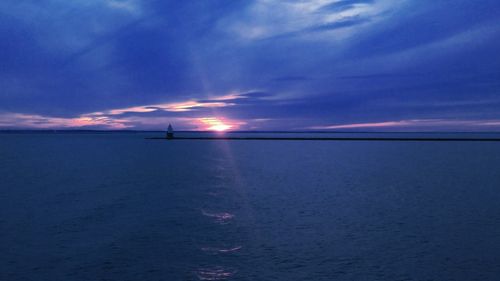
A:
199;117;233;132
208;124;232;132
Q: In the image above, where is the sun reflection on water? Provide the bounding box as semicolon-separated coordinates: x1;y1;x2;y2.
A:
201;246;243;255
201;210;235;224
195;267;238;280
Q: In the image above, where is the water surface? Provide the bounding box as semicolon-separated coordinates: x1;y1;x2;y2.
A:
1;132;500;280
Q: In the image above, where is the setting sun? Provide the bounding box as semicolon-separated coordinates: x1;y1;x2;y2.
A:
209;124;232;131
199;117;233;132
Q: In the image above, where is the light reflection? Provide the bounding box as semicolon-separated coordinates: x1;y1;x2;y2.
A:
201;210;235;224
201;246;243;255
196;267;237;280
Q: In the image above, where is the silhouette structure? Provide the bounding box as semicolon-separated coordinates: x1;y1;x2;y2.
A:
166;124;174;139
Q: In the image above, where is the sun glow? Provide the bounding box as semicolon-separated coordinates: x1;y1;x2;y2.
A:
210;124;232;131
199;117;234;131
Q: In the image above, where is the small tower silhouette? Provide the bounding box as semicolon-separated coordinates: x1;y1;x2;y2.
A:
166;124;174;139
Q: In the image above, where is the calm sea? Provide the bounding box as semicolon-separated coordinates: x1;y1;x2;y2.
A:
1;132;500;280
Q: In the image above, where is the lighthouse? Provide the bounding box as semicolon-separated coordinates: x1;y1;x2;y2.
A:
166;124;174;139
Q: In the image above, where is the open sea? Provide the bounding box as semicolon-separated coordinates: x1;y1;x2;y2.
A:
1;132;500;281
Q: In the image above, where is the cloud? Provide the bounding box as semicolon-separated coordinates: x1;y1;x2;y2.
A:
0;91;261;130
1;0;500;131
0;112;129;129
106;0;142;15
84;91;263;117
312;121;410;129
319;0;375;13
305;16;370;32
310;119;500;131
220;0;403;40
0;111;250;131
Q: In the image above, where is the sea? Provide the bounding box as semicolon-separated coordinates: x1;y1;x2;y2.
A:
1;132;500;281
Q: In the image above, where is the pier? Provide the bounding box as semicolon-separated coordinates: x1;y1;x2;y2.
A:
146;136;500;142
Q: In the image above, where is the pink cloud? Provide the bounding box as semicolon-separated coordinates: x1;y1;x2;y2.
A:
311;119;500;130
312;121;411;129
0;113;130;129
197;117;246;131
88;92;246;116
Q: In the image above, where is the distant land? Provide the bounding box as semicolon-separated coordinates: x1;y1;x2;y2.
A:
2;129;500;134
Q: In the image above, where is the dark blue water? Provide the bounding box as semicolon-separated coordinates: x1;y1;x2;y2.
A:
1;133;500;280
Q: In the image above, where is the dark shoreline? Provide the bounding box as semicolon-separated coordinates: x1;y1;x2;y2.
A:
3;130;500;134
146;137;500;142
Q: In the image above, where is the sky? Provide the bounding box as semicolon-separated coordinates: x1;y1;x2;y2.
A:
1;0;500;131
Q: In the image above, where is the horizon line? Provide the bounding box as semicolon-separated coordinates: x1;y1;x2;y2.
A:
2;129;500;134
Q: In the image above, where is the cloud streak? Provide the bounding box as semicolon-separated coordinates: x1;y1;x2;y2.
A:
311;119;500;131
1;0;500;131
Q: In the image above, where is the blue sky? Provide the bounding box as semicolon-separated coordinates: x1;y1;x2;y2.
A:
1;0;499;131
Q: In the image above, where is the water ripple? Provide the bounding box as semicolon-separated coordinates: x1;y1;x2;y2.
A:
195;266;237;280
201;246;243;255
202;210;235;224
